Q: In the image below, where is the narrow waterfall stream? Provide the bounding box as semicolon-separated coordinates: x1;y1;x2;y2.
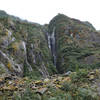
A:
47;27;56;67
46;32;51;49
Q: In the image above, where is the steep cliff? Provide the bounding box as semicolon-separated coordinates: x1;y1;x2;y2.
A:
48;14;100;73
0;11;100;78
0;10;100;100
0;10;56;78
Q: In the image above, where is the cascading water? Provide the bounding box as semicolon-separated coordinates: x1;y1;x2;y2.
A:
30;44;36;64
46;32;51;49
51;27;56;66
47;27;56;67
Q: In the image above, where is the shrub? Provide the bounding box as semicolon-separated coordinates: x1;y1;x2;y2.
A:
70;69;89;83
14;88;41;100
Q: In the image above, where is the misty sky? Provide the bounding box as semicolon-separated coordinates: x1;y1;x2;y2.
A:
0;0;100;30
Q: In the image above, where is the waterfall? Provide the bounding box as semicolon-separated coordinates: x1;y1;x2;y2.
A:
46;32;51;49
30;44;36;64
46;27;56;67
51;27;56;66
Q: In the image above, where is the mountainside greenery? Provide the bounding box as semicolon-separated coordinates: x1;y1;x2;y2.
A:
0;10;56;78
48;14;100;73
0;10;100;100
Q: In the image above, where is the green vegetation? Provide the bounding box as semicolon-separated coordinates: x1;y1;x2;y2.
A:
48;14;100;73
0;11;100;99
14;88;41;100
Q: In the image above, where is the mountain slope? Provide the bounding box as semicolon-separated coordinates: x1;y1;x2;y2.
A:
0;10;100;100
0;10;100;77
48;14;100;73
0;10;56;78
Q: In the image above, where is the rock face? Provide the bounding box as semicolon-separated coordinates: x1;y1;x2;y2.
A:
0;10;56;77
48;14;100;73
0;11;100;77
